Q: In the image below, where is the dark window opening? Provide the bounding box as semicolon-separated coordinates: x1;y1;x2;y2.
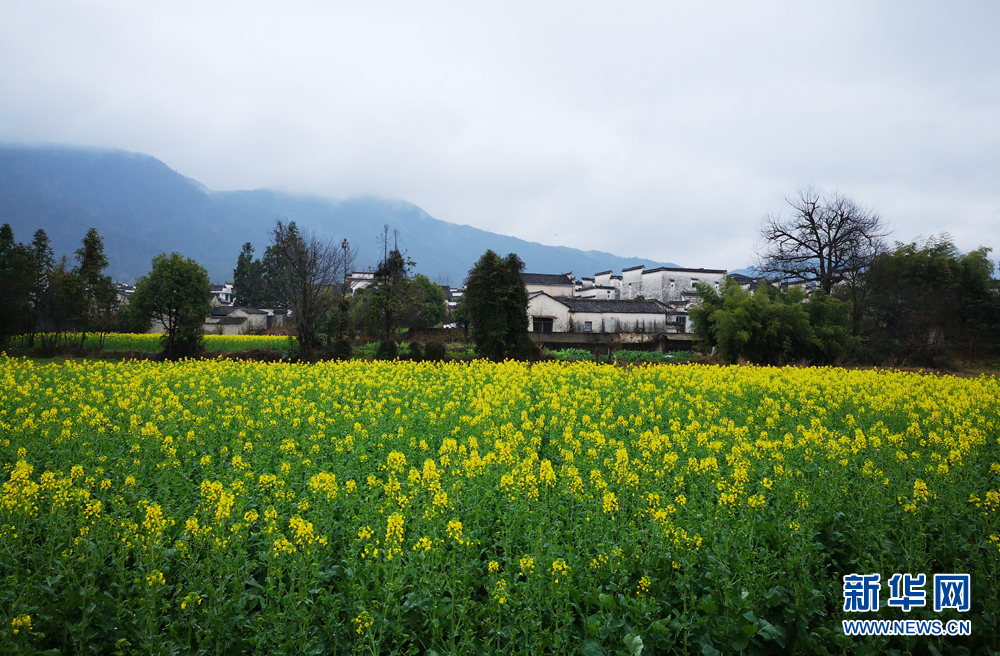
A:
532;317;554;333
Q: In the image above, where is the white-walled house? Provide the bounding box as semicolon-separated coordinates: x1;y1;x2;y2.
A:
528;293;675;333
642;267;726;307
347;272;375;293
576;285;617;300
523;273;575;297
593;271;622;299
203;306;268;335
210;283;234;306
620;265;645;299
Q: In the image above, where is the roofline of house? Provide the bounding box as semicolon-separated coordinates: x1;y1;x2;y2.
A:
644;266;728;275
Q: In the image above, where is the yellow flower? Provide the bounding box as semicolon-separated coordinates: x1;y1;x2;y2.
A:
519;555;535;574
551;558;569;583
11;614;32;634
446;519;464;544
602;491;619;515
354;611;374;634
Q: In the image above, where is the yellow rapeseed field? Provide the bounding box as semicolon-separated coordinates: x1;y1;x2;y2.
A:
1;357;998;654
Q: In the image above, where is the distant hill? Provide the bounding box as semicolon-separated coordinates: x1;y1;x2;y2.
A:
0;144;681;284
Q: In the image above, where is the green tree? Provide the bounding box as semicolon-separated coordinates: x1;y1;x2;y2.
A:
692;280;853;365
73;228;118;347
860;236;1000;363
401;274;447;329
233;242;266;307
39;257;87;348
130;253;212;359
26;229;55;344
0;224;35;347
367;228;415;350
261;223;301;308
463;250;536;360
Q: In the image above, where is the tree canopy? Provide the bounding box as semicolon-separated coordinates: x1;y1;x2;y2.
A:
692;279;854;365
859;235;1000;363
130;253;212;359
233;242;266;307
463;250;536;361
0;224;35;346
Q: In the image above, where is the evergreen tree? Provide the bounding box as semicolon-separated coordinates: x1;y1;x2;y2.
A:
401;274;447;329
233;242;266;307
262;222;301;308
26;229;55;345
463;250;536;360
0;224;35;347
365;227;414;351
73;228;118;347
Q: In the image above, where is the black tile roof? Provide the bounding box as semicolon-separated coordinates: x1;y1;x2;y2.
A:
522;273;574;286
727;273;756;283
557;298;670;314
644;266;728;275
621;265;645;272
210;305;267;316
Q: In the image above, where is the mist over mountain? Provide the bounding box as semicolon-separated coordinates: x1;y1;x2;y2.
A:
0;145;681;284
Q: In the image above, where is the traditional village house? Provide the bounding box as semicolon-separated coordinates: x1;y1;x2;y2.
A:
209;283;234;306
347;272;375;293
593;271;622;299
527;293;675;334
522;272;575;297
620;265;645;299
575;285;617;300
203;306;268;335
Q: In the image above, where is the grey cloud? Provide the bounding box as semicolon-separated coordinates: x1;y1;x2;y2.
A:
1;0;998;270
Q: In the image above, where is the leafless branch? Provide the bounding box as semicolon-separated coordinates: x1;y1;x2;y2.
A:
755;187;889;293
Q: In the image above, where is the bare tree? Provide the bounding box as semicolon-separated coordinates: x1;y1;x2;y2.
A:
756;188;889;295
269;219;356;359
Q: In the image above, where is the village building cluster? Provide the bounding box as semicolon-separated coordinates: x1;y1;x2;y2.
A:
524;265;727;335
124;262;733;337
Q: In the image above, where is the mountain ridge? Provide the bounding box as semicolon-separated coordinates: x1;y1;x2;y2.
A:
0;144;685;284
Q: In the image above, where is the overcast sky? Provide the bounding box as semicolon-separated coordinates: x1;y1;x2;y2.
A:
2;0;998;270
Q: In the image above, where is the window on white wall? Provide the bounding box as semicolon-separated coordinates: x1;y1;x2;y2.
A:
584;321;592;332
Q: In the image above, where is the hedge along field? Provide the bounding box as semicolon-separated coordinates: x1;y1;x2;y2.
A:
9;333;295;353
1;358;999;655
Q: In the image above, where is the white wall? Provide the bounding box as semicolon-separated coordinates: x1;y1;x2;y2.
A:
527;294;572;331
525;283;575;297
567;311;668;333
621;267;644;299
641;269;725;304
